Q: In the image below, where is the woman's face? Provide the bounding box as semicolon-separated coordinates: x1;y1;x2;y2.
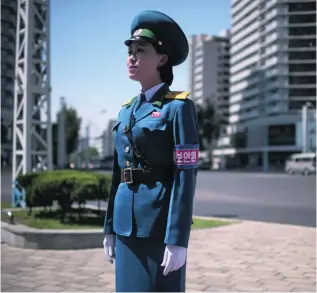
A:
127;41;163;83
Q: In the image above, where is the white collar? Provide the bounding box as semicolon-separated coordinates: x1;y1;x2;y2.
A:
141;83;165;102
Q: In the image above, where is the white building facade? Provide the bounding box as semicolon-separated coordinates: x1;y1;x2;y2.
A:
214;0;316;171
188;31;230;120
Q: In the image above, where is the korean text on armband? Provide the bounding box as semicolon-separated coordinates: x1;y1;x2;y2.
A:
173;144;199;169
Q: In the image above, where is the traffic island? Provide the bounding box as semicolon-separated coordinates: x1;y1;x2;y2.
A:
1;207;234;250
1;220;104;250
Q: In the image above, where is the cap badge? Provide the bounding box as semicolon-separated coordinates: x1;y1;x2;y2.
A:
133;29;142;36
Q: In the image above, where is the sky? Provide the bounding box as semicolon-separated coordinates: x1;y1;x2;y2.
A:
50;0;231;139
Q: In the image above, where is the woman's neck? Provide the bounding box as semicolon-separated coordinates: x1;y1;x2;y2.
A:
140;80;163;92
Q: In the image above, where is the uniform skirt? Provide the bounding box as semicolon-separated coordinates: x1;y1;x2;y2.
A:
115;235;186;292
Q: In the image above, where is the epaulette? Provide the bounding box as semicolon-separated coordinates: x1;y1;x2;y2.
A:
164;91;190;100
121;96;137;107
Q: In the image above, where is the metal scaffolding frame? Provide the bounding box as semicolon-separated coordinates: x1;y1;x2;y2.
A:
12;0;52;181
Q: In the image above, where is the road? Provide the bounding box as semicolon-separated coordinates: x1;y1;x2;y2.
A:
193;171;316;227
1;169;316;227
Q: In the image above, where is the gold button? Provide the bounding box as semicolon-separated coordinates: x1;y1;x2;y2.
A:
125;146;130;153
125;161;130;167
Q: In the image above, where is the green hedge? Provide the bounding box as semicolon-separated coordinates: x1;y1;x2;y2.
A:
16;170;112;211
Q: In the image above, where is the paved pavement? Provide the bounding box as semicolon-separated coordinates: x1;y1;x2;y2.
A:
2;221;316;292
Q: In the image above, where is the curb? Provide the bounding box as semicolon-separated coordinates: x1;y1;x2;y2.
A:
192;215;241;223
1;221;104;250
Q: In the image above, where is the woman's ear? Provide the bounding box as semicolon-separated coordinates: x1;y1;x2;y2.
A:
158;54;168;68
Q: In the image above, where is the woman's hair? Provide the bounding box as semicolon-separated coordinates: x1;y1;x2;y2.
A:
153;43;174;86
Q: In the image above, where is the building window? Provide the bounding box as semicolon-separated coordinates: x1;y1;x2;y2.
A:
288;2;316;12
289;63;316;73
289;51;316;60
289;88;316;97
289;14;316;24
289;39;316;48
289;76;316;85
289;26;316;36
268;124;296;146
289;100;316;110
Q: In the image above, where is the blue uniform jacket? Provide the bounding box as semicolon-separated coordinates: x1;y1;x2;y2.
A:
104;83;199;248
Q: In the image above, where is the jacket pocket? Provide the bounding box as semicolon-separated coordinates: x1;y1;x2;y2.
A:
137;119;167;131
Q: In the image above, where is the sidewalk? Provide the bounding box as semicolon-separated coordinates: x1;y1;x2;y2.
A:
1;220;316;292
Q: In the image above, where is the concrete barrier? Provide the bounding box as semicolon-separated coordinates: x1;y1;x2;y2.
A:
1;221;104;250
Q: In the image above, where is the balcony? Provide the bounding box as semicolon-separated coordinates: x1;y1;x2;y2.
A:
2;0;17;11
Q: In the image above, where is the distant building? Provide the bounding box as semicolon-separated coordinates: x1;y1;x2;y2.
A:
188;30;230;121
1;0;18;165
105;119;117;156
213;0;316;171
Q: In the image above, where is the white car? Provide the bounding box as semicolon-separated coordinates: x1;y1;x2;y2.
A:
285;152;316;176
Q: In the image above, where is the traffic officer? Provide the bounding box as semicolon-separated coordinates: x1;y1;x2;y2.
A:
103;10;199;292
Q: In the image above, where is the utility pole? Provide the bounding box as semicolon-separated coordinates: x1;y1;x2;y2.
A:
302;103;308;153
12;0;52;181
58;97;67;168
76;136;82;167
102;131;107;157
85;123;90;166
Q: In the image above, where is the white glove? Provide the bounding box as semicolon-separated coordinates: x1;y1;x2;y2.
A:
161;244;187;276
103;234;116;264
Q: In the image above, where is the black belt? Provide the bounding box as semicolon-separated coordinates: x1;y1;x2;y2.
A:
121;168;172;185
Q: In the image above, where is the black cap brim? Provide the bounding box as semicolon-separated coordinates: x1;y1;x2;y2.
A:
124;36;157;47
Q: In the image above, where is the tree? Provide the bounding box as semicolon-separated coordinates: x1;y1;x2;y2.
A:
52;106;82;166
230;130;248;167
196;100;225;151
52;123;58;166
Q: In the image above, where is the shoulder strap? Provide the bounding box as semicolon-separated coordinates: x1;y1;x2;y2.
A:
123;126;150;170
122;96;137;107
164;91;190;100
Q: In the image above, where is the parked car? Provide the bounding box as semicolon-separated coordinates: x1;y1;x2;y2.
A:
284;152;316;176
198;151;211;170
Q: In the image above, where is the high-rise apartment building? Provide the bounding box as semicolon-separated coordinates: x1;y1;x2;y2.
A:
216;0;316;170
1;0;17;164
188;31;230;120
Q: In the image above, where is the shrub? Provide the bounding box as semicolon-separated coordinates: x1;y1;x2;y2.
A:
17;170;112;212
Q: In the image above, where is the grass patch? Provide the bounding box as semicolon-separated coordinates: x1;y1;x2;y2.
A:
1;201;231;230
192;217;232;229
1;201;13;209
1;206;105;230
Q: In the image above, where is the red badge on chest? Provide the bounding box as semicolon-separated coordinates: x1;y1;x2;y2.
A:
151;111;161;118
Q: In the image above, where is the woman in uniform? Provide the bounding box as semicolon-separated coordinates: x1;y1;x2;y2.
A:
103;10;199;292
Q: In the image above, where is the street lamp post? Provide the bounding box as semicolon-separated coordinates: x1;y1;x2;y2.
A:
302;103;308;153
58;97;67;168
83;109;107;165
84;123;90;166
302;102;315;153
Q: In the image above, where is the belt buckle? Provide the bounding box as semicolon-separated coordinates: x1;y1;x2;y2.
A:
123;168;133;184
